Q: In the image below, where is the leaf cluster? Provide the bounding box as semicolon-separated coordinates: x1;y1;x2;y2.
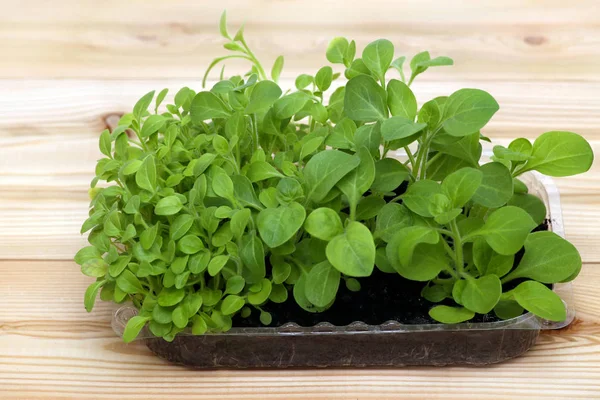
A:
77;12;593;342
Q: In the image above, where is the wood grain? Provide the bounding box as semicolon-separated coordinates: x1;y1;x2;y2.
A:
2;1;599;398
1;260;600;400
1;1;600;80
2;80;600;138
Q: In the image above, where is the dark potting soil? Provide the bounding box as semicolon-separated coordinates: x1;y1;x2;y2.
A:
232;179;550;329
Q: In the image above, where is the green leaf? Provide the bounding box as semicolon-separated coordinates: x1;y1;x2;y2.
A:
84;280;105;312
370;158;409;193
273;92;310;119
116;270;144;294
239;233;266;283
169;214;194;241
326;221;376;277
441;89;499;136
140;115;166;137
510;280;566;321
494;300;524;320
293;274;329;313
75;246;102;265
345;59;372;80
295;74;314;90
375;203;413;242
273;261;292;284
326;37;349;64
123;316;150;343
508;193;546;225
133;91;154;121
260;311;273;325
99;129;111;157
154;195;183;216
337;147;375;212
344;75;388;122
472;206;536;255
155;88;168;111
473;239;513;277
381;116;426;142
521;131;594;177
504;231;581;283
158;288;185;307
362;39;394;79
472;162;513;208
387;79;417;120
212;171;234;201
247;161;285;182
354;123;382;159
189;250;211;274
245;80;282;114
356;195;386;220
429;306;474;324
401;179;442;217
231;175;262;210
315;66;333;92
305;261;341;307
122;160;143;176
513;178;529;194
259;188;279;209
389;56;406;80
431;132;482;167
219;10;231;39
387;225;438;267
171;305;188;329
248;278;272;305
271;55;284;82
299;136;325;161
178;235;205;254
208;255;230;276
230;209;251;239
221;295;246;315
304;149;360;203
508;138;533;157
461;275;502;314
171;255;189;275
441;167;482;208
225;276;246;295
109;255;132;277
257;202;306;248
418;97;444;128
139;222;158;250
304;207;344;241
190;91;232;122
493;145;531;162
135;155;156;192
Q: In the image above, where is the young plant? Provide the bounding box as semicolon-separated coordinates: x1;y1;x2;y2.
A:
76;12;593;343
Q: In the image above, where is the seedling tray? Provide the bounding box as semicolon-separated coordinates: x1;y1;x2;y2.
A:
113;172;575;368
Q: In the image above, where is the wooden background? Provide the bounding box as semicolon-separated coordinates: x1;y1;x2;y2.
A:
1;1;599;398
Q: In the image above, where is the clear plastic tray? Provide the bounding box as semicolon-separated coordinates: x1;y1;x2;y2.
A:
112;172;574;367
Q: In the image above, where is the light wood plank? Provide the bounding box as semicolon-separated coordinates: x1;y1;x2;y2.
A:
0;260;599;400
1;80;600;139
2;1;600;81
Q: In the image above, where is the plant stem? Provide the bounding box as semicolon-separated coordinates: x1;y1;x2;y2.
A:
403;146;417;172
425;152;442;167
449;219;464;274
251;114;259;151
240;38;267;80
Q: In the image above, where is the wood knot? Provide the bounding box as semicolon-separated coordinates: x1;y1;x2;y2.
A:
101;113;123;132
524;35;547;46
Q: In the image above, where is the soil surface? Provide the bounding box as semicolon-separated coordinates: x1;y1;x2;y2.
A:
233;179;549;328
